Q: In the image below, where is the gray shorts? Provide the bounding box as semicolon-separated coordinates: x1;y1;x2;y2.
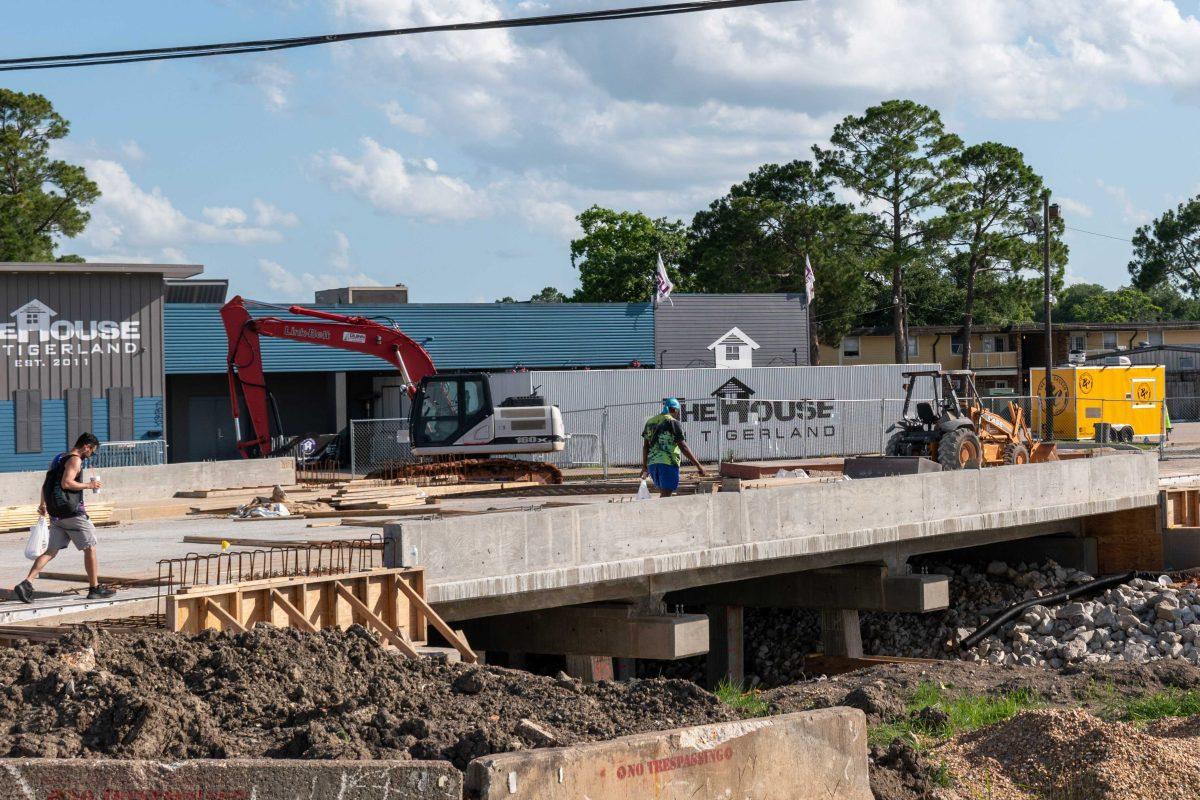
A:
48;515;97;552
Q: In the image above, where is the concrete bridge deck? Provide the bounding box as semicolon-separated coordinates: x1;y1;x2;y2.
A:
386;452;1160;622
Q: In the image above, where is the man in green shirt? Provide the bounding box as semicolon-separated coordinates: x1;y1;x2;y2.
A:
640;397;706;497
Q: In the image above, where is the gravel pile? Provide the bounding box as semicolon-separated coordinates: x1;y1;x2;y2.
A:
937;708;1200;799
961;566;1200;668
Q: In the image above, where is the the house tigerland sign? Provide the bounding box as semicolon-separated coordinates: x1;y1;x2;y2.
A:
2;299;141;368
675;377;838;445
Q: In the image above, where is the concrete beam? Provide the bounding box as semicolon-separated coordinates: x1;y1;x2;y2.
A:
463;604;709;660
390;453;1158;620
669;566;949;612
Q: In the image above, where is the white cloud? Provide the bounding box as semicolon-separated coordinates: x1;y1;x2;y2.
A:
312;137;489;221
81;159;289;251
119;141;146;162
202;206;248;226
255;233;383;302
160;247;190;263
1056;197;1094;219
252;199;300;228
382;100;429;134
1097;179;1151;224
325;0;1200;245
249;63;294;111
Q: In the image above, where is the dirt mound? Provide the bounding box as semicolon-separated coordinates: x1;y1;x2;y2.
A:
937;708;1200;799
0;626;734;768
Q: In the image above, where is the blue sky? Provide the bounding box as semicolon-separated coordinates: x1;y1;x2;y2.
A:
6;0;1200;302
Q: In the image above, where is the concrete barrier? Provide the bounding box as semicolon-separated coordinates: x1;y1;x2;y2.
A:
387;453;1159;619
0;758;460;799
466;707;871;800
0;458;295;506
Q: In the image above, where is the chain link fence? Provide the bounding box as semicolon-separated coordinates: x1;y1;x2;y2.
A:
346;392;1180;475
90;439;167;468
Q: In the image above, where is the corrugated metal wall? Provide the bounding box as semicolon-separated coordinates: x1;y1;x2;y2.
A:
654;294;810;368
165;303;655;374
0;395;163;472
514;364;936;465
1;273;164;398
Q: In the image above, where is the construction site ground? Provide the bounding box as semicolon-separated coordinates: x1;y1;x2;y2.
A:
1;454;1199;799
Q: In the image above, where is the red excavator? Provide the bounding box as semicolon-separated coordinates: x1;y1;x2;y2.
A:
220;296;565;481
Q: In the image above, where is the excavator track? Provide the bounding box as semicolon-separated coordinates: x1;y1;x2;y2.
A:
365;457;564;485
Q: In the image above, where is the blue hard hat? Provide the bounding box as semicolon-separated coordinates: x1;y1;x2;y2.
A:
663;397;681;412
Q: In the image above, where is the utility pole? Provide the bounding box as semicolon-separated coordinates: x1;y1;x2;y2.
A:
1041;194;1060;441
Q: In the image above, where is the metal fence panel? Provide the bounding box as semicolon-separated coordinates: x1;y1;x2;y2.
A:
350;418;415;477
90;439;166;468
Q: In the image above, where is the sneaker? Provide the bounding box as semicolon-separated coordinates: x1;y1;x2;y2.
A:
13;580;33;604
87;584;116;599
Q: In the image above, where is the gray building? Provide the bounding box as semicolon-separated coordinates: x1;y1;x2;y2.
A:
314;284;409;305
654;294;810;369
0;261;201;471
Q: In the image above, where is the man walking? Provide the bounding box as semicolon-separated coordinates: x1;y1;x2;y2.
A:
12;433;115;603
641;398;706;497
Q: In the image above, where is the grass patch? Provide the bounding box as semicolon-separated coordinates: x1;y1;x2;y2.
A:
1119;689;1200;723
868;682;1040;751
714;679;770;717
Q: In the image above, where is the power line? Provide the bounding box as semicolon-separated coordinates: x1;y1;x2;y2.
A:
1065;225;1133;243
0;0;802;72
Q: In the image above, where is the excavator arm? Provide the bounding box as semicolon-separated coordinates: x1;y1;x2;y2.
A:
220;296;436;458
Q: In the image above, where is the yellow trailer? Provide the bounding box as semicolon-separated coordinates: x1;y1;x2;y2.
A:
1029;364;1165;442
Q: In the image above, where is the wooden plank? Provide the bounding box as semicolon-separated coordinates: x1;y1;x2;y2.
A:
204;597;247;633
394;576;478;663
270;589;319;633
39;570;165;586
181;535;380;549
333;580;421;658
175;567;414;598
301;504;439;519
233;514;307;522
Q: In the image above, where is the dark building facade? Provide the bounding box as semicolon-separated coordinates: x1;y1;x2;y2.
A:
654;294;811;370
0;262;202;471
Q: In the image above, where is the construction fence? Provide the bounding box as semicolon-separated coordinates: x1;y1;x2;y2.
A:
347;395;1178;476
90;439;167;468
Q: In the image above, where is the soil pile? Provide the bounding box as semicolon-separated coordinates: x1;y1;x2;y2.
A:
937;709;1200;799
0;625;735;768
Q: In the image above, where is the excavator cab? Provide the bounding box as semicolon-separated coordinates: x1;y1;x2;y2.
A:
410;373;565;456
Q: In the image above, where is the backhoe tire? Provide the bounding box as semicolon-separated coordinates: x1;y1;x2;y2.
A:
884;433;906;456
1001;443;1029;465
937;428;982;470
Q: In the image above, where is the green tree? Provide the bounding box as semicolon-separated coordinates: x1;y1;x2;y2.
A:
1129;197;1200;296
684;160;878;358
0;89;99;261
569;206;687;302
943;143;1064;368
1072;287;1162;323
1054;283;1107;322
529;286;566;303
815;99;962;362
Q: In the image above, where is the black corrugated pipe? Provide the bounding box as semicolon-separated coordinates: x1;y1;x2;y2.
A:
959;571;1136;651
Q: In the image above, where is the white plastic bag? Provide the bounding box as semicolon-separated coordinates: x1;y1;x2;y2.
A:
635;479;653;500
24;516;49;561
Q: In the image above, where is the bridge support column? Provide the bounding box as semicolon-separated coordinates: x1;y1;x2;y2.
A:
565;655;614;683
705;604;744;690
820;608;863;658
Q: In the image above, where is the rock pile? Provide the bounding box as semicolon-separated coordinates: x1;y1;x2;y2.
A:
963;568;1200;668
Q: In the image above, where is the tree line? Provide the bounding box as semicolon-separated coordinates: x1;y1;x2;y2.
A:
5;88;1200;361
554;99;1200;368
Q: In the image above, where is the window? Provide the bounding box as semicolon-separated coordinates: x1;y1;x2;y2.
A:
907;337;919;358
24;312;38;326
950;335;963;354
1102;331;1118;350
1071;335;1086;352
14;390;42;454
842;337;860;358
725;344;740;361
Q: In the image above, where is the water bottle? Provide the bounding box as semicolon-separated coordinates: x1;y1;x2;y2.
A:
91;472;101;495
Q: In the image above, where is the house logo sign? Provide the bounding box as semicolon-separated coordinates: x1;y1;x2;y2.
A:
2;299;141;368
672;377;839;445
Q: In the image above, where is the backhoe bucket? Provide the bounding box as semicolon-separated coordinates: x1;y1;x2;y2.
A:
1030;442;1058;463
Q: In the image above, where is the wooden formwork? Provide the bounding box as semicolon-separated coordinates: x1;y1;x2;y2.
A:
164;567;476;662
1164;487;1200;528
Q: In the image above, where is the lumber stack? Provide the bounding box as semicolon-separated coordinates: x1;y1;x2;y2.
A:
0;502;115;533
328;483;427;510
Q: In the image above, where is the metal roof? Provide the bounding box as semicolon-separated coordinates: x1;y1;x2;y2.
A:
0;261;203;278
164;302;655;374
165;279;228;303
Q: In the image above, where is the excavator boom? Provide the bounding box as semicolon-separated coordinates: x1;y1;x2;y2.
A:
220;296;435;458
